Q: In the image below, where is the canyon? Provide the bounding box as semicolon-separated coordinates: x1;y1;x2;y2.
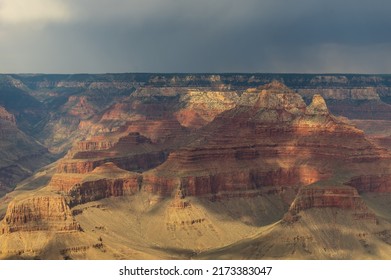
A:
0;73;391;259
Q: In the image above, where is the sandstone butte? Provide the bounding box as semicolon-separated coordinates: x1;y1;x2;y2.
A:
0;80;391;260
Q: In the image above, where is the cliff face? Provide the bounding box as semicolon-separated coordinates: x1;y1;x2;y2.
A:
175;90;239;129
69;177;140;206
289;186;369;212
284;185;378;226
143;166;323;200
68;162;141;205
140;82;386;203
0;195;79;234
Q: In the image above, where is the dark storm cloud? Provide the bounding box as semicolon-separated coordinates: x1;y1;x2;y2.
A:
1;0;391;73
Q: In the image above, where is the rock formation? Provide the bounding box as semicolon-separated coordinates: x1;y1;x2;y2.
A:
306;94;329;115
0;194;79;234
68;162;141;206
288;186;375;219
1;75;391;260
0;106;16;124
175;90;239;128
140;82;386;203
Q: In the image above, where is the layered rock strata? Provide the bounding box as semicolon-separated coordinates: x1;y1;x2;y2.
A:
285;186;378;223
0;195;79;234
68;162;141;205
1;78;390;259
140;82;386;202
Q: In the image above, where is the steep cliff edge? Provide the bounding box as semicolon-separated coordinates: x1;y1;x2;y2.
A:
68;162;141;206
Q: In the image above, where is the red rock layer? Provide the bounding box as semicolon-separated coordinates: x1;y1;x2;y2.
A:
175;109;209;129
143;166;325;198
57;160;100;174
48;174;85;192
69;176;140;206
56;151;167;174
140;83;386;202
0;195;80;234
286;186;377;223
77;132;151;152
124;119;186;143
290;186;367;212
77;136;114;151
49;162;142;206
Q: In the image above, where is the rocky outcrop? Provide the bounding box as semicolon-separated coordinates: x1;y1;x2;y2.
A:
64;96;97;119
57;159;101;174
48;173;85;192
123;119;186;143
49;162;142;205
0;195;80;234
0;106;16;125
175;90;239;129
71;133;153;159
114;132;152;147
56;151;167;174
69;177;140;206
306;94;329;115
286;186;377;223
170;186;191;208
77;136;114;151
68;162;141;205
240;82;306;113
290;186;367;212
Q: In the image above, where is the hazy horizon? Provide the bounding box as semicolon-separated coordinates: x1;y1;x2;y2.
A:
3;72;391;75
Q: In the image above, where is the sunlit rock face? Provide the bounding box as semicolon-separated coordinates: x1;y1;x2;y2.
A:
141;82;386;202
0;195;80;234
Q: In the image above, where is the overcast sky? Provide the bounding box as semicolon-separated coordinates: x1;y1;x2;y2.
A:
1;0;391;74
